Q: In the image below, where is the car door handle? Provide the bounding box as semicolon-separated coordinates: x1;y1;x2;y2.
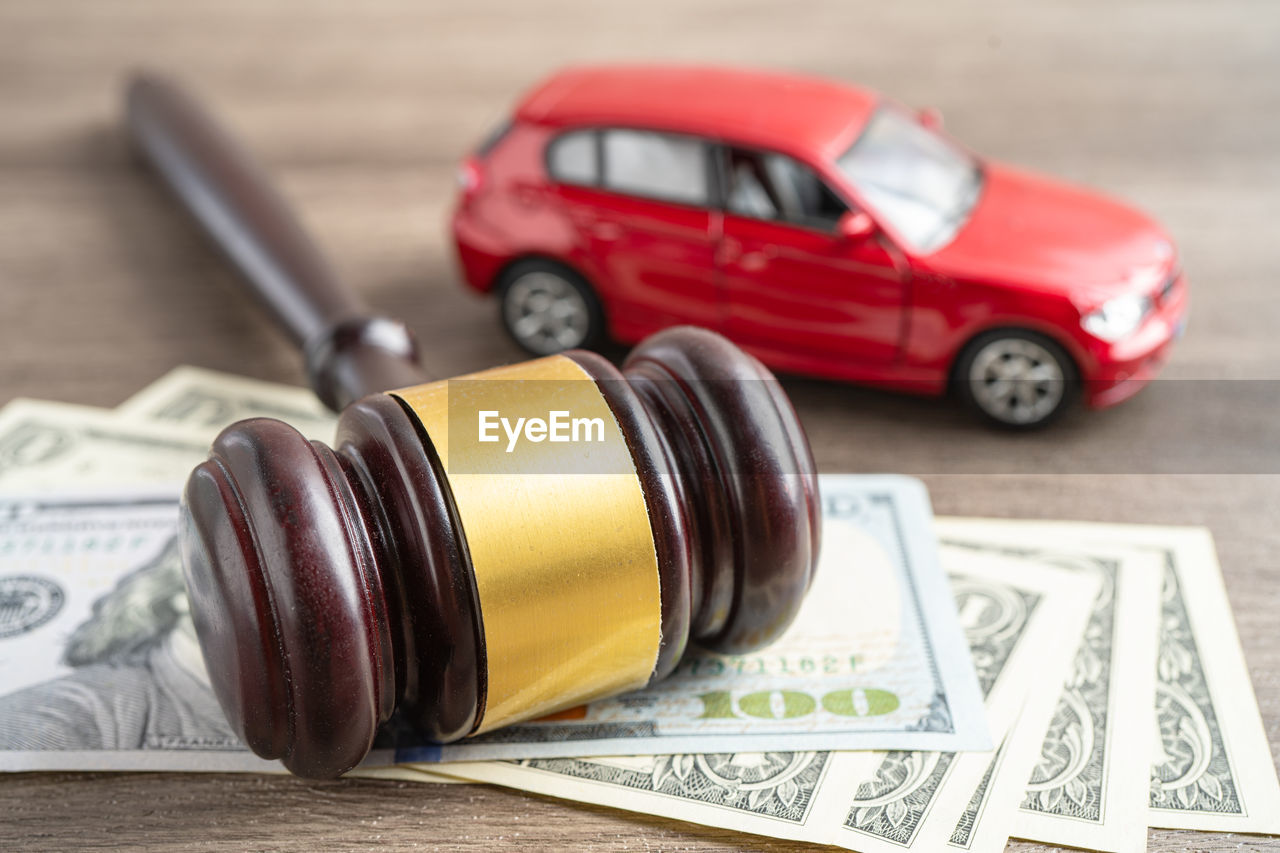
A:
717;239;741;264
718;240;776;268
737;245;778;271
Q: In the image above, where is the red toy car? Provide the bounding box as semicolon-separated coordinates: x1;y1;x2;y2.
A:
451;66;1187;427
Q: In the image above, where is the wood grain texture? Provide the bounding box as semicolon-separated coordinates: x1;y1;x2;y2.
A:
0;0;1277;849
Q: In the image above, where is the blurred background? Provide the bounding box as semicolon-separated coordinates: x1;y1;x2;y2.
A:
0;0;1276;474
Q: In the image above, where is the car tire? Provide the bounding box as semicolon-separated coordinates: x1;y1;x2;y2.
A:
496;260;604;356
953;329;1079;429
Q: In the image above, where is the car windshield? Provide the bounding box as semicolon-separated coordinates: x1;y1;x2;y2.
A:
835;107;982;253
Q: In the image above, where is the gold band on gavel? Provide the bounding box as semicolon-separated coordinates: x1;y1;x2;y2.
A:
393;355;662;734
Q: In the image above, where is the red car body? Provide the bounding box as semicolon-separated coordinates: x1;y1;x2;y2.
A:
451;66;1187;416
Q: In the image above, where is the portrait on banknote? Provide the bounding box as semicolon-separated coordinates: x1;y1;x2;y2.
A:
0;536;237;752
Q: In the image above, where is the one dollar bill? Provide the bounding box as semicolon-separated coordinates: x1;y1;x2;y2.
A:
116;365;337;441
932;527;1165;853
0;399;210;491
829;545;1103;853
938;518;1280;838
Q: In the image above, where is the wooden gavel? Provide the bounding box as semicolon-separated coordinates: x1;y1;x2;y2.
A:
126;74;821;779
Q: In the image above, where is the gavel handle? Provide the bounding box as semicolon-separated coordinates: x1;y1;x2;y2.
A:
125;72;431;410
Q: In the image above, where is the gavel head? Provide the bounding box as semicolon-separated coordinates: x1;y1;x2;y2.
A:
179;326;820;778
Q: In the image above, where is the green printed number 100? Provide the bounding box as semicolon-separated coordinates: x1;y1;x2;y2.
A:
697;688;900;720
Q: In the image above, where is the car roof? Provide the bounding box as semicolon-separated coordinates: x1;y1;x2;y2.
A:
515;65;878;160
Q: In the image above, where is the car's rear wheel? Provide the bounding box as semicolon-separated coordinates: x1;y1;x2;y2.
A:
497;260;603;355
954;329;1078;429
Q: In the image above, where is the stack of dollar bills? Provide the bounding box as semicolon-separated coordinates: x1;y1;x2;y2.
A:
0;367;1277;853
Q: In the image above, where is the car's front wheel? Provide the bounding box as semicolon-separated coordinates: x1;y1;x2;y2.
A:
954;329;1078;428
497;260;603;356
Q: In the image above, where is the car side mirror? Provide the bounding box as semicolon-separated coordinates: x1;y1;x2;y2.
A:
918;106;944;130
836;210;876;241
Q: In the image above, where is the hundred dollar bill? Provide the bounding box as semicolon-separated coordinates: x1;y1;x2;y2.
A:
0;491;270;771
0;488;455;784
930;531;1164;853
421;547;1097;849
117;366;338;441
0;476;987;772
0;399;210;490
938;518;1280;839
390;475;990;762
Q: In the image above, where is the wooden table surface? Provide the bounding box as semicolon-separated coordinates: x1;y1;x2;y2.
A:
1;0;1277;849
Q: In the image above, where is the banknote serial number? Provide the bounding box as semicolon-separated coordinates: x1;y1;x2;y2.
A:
678;654;858;678
674;656;900;721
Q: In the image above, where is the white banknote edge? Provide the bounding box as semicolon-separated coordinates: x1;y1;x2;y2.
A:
350;764;469;784
1;749;463;782
940;518;1280;837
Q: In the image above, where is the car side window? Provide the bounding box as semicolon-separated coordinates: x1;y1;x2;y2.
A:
725;148;848;230
601;129;710;206
547;130;599;186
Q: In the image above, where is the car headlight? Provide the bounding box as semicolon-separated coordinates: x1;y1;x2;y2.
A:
1081;293;1152;342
